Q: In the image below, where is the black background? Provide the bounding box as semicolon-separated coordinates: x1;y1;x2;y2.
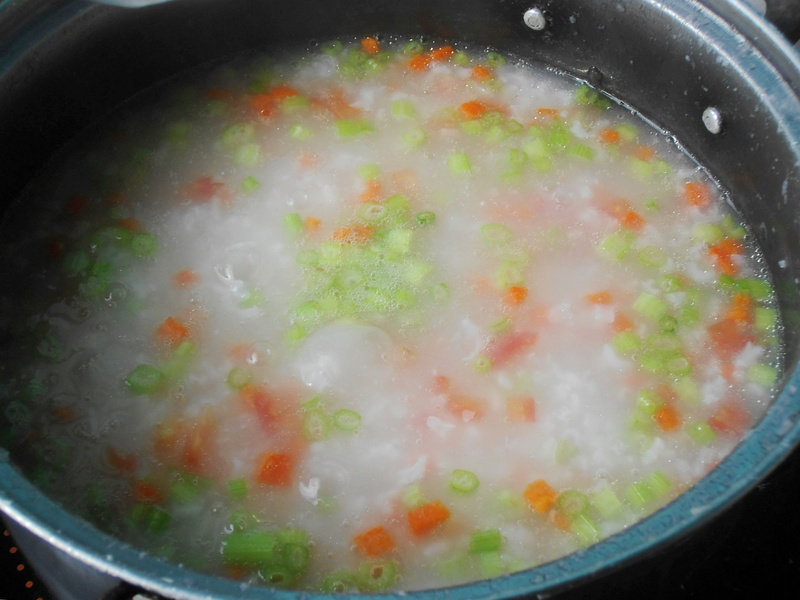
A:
3;444;800;600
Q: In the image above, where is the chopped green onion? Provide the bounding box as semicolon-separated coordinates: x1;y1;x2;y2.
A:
357;559;398;592
241;175;261;193
450;468;480;493
556;490;590;518
333;408;361;432
125;364;165;395
633;292;669;321
469;529;504;554
416;211;436;226
692;223;724;245
130;232;157;258
686;420;717;446
599;229;635;260
748;363;778;387
228;478;249;500
638;245;667;269
226;367;253;390
473;354;492;373
448;151;472;174
612;330;642;355
303;409;332;441
336;119;374;137
322;571;358;593
283;212;305;236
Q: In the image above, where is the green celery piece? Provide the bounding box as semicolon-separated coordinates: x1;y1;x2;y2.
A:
450;469;480;493
469;529;504;554
125;364;165;395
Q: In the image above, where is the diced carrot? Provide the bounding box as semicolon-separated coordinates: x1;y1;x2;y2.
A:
116;217;143;232
524;479;558;513
156;317;189;349
601;197;632;220
654;405;682;432
635;145;656;161
65;195;89;216
134;481;164;504
184;175;224;202
267;85;300;101
361;36;381;54
256;451;295;486
360;178;383;202
459;100;487;120
432;375;451;395
332;224;374;244
709;239;744;276
305;216;322;232
709;397;752;435
585;291;613;305
551;510;572;532
312;88;363;119
708;318;752;360
250;93;275;117
487;331;538;367
106;446;138;472
504;285;529;306
446;394;485;421
409;54;432;71
685;181;712;208
726;292;754;325
537;107;560;118
354;526;396;557
240;384;283;429
599;128;620;144
173;268;201;289
429;45;455;61
471;64;493;81
612;312;635;333
507;396;536;422
408;500;451;536
620;210;645;231
297;152;319;168
52;405;77;422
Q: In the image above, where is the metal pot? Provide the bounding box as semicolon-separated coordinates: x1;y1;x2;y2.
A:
2;1;800;598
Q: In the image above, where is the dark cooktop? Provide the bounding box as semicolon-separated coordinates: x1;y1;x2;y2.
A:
3;444;800;600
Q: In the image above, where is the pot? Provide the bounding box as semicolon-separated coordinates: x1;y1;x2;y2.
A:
2;0;800;598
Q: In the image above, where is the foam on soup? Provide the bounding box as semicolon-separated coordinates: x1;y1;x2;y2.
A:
0;37;783;592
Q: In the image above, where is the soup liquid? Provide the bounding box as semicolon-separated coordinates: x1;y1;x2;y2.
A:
0;38;782;591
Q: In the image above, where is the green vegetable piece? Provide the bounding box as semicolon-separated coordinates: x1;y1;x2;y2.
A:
448;151;472;174
686;420;718;446
303;409;332;441
221;122;256;147
469;529;504;554
226;367;253;390
333;408;362;432
130;232;157;258
556;490;590;518
571;513;600;545
638;245;667;269
227;477;249;500
478;551;506;578
569;143;595;160
450;468;480;493
481;223;513;246
161;340;197;380
289;123;313;140
487;51;506;67
241;175;261;193
754;307;778;332
357;559;399;592
402;127;427;148
599;229;635;260
692;223;724;245
612;330;642;355
223;531;279;569
473;354;493;373
284;212;305;236
592;486;623;518
633;292;669;321
234;142;261;166
336;119;374;137
125;364;165;395
62;250;90;276
748;363;779;387
392;99;417;119
416;211;436;226
322;40;344;55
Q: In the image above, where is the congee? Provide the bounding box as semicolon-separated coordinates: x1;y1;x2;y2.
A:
0;37;783;592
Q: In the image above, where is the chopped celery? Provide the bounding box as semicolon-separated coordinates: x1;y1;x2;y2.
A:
481;223;513;246
241;175;261;193
283;212;305;236
453;50;471;66
403;40;424;55
473;354;493;373
599;229;635;260
487;51;506;67
491;316;513;335
357;559;398;592
754;306;778;332
592;486;623;518
129;504;171;535
692;223;724;245
402;483;426;508
686;420;717;445
223;531;279;569
737;277;773;300
130;232;157;258
571;513;600;545
169;476;208;504
392;99;417;119
612;330;642;355
636;389;663;415
336;119;374;137
161;340;197;380
672;377;700;404
556;490;590;518
289;123;312;140
303;409;331;441
469;529;504;554
234;142;260;166
227;477;249;500
748;363;778;387
555;438;579;465
568;143;595;160
416;211;436;226
450;469;480;493
333;408;361;432
402;127;427;148
322;572;359;593
633;292;669;321
221;122;255;146
638;245;667;269
479;551;506;578
448;151;472;174
239;289;266;309
645;471;672;498
322;40;344;55
125;364;165;395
